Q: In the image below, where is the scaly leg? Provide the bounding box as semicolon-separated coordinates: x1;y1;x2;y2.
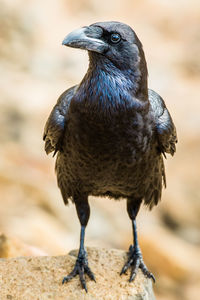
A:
120;199;155;282
62;194;95;292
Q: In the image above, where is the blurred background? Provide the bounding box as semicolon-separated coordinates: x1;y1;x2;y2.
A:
0;0;200;299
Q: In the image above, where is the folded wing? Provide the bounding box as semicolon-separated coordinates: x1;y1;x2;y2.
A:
43;85;77;156
149;89;177;158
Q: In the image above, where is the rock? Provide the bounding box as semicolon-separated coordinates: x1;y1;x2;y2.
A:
0;233;47;258
0;247;156;300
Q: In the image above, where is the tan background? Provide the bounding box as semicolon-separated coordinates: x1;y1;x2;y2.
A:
0;0;200;299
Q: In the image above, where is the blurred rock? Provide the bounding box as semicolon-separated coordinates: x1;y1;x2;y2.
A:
0;247;155;300
0;0;35;70
0;233;47;258
140;226;200;282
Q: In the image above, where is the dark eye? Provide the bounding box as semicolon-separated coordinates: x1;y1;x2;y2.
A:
110;33;121;43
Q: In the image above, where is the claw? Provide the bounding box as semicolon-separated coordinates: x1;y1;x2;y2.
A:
85;265;96;282
62;267;78;284
120;264;127;275
79;265;89;292
120;261;131;275
149;273;156;283
83;284;88;293
62;254;95;292
79;271;87;292
129;259;140;282
121;244;155;283
62;277;69;284
129;272;136;282
140;261;156;283
150;274;156;283
120;266;127;275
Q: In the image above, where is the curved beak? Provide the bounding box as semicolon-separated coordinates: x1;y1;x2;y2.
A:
62;26;108;54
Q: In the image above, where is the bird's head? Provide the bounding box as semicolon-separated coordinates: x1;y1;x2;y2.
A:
62;22;148;98
62;21;147;72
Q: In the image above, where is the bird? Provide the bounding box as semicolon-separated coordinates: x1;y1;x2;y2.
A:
43;21;177;292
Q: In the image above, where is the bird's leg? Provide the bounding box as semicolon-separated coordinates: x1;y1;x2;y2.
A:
62;195;95;292
120;199;155;283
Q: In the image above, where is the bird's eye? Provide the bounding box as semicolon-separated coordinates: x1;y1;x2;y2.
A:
110;33;121;43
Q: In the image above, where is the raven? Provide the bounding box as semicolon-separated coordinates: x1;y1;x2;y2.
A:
43;21;177;292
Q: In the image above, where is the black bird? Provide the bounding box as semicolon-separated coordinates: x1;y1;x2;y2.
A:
43;21;177;292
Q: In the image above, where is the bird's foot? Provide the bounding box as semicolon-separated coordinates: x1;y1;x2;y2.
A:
120;245;155;283
62;250;96;292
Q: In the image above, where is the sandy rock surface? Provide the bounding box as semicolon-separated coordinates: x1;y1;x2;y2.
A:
0;247;155;300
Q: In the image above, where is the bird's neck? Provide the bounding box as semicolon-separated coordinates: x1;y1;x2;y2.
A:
88;53;148;100
76;53;149;112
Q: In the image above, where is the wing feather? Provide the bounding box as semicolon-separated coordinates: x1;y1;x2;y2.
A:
43;85;77;155
149;89;177;157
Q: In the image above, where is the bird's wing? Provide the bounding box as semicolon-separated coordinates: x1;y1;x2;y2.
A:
149;89;177;157
43;85;77;155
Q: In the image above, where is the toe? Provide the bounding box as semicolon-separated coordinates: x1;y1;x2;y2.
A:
85;265;96;282
139;261;156;283
120;263;129;275
62;275;73;284
121;245;155;284
148;272;156;283
78;266;88;292
120;257;134;275
62;267;78;284
62;256;95;291
129;258;140;282
62;277;68;284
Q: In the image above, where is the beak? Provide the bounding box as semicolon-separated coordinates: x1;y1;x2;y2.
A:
62;26;108;54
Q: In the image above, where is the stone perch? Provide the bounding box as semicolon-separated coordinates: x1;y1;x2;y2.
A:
0;247;156;300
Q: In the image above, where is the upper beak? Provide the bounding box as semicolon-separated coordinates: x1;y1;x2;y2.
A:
62;26;108;54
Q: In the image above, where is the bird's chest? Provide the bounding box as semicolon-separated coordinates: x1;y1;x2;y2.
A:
67;105;153;166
